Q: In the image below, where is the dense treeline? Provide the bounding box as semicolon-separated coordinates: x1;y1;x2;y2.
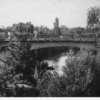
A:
0;6;100;41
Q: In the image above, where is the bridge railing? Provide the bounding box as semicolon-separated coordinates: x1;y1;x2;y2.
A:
2;33;100;43
27;37;96;42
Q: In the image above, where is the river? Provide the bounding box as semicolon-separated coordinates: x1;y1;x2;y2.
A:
44;52;73;76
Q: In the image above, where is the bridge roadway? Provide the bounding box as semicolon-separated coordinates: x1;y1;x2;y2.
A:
0;38;98;51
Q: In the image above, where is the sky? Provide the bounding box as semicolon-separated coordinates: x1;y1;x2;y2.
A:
0;0;100;29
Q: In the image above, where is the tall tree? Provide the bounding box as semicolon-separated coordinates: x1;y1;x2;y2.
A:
53;17;61;35
87;6;100;32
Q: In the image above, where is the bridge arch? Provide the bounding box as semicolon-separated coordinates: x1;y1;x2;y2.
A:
30;41;97;51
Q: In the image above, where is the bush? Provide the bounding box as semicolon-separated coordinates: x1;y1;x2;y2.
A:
37;50;100;97
0;39;40;96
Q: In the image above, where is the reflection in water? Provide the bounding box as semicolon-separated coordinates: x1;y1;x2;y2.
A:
45;53;70;76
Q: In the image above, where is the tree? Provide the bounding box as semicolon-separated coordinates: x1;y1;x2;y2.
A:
0;32;8;41
70;27;85;35
39;25;46;34
87;6;100;32
37;50;100;97
12;22;34;35
26;22;34;34
60;25;70;35
11;23;32;41
54;17;59;28
0;32;41;96
0;30;53;96
53;17;61;35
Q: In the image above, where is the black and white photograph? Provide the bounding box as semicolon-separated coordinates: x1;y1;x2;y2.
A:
0;0;100;97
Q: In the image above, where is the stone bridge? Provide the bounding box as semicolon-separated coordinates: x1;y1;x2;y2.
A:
0;38;98;51
30;41;97;51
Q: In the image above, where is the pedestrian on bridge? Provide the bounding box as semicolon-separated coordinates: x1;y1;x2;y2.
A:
8;32;11;40
34;31;38;38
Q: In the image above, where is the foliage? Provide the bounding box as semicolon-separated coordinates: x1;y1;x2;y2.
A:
0;34;41;96
0;30;54;96
37;50;100;97
70;27;86;35
0;32;8;41
53;17;61;35
60;25;70;35
87;6;100;32
12;22;34;34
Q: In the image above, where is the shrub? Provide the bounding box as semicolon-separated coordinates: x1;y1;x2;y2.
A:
37;50;100;97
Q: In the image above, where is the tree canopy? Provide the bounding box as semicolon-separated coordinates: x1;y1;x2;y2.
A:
87;6;100;32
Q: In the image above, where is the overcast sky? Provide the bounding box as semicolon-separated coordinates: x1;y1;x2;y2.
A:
0;0;100;29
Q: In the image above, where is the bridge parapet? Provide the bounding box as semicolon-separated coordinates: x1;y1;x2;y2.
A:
2;37;97;42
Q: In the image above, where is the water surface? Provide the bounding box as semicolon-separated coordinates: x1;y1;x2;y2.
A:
44;52;70;75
